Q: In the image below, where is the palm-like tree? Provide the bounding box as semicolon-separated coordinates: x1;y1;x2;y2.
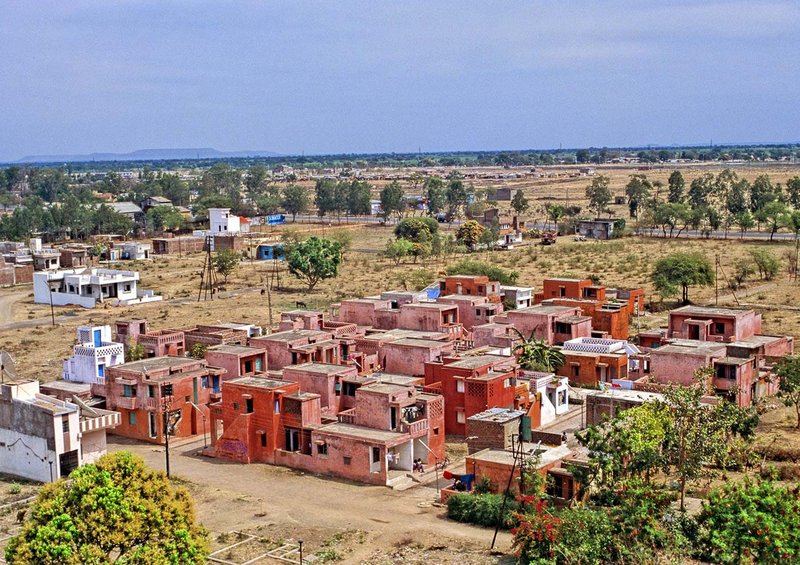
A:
512;328;565;372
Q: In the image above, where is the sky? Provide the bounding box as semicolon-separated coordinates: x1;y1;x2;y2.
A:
0;1;798;161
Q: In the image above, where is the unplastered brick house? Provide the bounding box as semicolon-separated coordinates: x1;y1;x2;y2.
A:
424;353;519;435
114;319;186;358
105;356;225;444
209;376;445;487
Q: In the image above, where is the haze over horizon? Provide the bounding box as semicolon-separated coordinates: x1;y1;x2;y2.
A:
1;1;798;163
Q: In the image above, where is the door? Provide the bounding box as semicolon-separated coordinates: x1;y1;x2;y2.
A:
59;450;79;477
93;329;102;347
149;412;157;438
390;408;397;431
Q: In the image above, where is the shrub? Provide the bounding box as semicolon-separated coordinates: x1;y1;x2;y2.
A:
446;259;519;285
693;478;800;564
446;493;518;529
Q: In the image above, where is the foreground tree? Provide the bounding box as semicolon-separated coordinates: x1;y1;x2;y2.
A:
652;251;714;303
287;236;342;291
510;190;530;216
455;219;485;251
5;451;209;564
585;175;612;218
281;184;308;221
513;329;565;372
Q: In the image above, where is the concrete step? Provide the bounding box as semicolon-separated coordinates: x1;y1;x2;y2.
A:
390;475;418;491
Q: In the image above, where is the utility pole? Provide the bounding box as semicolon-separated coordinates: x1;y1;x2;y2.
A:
715;254;719;305
161;383;174;477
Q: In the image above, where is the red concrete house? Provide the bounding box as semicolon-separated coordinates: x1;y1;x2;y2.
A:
114;319;186;358
473;304;592;349
535;278;643;340
105;356;226;444
557;337;632;387
210;376;446;487
330;298;464;339
280;362;360;418
437;294;503;331
205;344;267;379
439;275;502;302
180;325;249;350
379;337;455;377
424;354;519;435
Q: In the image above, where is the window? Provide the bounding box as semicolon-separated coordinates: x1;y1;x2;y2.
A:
571;365;580;378
244;360;253;374
61;417;70;433
128;411;137;425
343;382;357;397
433;427;440;436
274;399;280;414
260;433;267;447
334;382;341;396
371;447;380;463
555;322;571;334
343;456;352;465
123;385;136;398
245;398;254;413
200;377;208;389
233;402;239;411
503;379;511;388
476;309;482;317
148;385;156;398
559;286;566;297
714;322;725;335
124;284;131;292
456;380;465;393
255;357;263;371
148;412;157;437
456;410;465;424
317;443;328;455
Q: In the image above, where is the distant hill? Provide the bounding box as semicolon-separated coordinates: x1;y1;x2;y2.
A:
16;147;282;163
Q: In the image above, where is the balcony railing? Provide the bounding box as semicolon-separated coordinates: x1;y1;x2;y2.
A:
337;408;357;424
115;396;138;410
399;418;428;435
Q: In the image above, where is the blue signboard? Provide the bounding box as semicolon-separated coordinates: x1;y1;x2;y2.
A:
267;214;286;225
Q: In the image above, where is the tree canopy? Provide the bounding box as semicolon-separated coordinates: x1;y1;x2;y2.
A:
286;236;343;290
652;251;714;303
5;451;209;564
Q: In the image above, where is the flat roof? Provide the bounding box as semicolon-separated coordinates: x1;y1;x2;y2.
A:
403;302;455;310
654;340;727;355
40;380;91;393
446;355;512;369
284;362;353;375
671;305;751;318
716;356;751;366
259;329;329;341
228;376;293;389
583;388;665;403
117;356;199;372
358;383;412;396
515;304;576;315
207;344;264;356
470;445;573;468
372;373;421;385
468;407;524;423
316;422;407;442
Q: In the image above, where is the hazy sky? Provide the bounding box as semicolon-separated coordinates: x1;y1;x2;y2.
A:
1;1;798;161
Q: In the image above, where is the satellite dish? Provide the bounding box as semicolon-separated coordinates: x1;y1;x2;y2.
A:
0;351;18;383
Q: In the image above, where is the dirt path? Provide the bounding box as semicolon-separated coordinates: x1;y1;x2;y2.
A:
109;437;511;562
0;290;26;325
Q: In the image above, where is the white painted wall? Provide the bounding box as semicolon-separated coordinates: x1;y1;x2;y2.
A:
0;427;55;482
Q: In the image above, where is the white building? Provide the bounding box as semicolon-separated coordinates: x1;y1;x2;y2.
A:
63;325;125;386
519;371;570;427
501;286;534;309
562;337;642;374
33;268;162;308
0;381;120;482
209;208;242;234
117;242;151;261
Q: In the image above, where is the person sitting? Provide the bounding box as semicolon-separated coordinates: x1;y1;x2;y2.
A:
454;478;466;492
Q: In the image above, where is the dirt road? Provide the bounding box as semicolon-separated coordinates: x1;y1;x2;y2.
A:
0;290;25;325
109;437;511;563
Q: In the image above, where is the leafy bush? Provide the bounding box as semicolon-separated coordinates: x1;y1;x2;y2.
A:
693;478;800;564
750;248;780;280
446;493;518;528
446;259;519;285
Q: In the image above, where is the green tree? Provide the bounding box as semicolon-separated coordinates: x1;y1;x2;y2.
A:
244;165;270;194
750;174;779;212
314;178;337;218
652;251;714;303
694;478;800;564
510;190;530;215
688;172;715;209
212;249;240;283
512;329;565;372
145;205;184;233
734;210;755;238
544;204;565;231
5;451;209;564
157;173;189;206
446;173;469;218
384;238;414;266
624;174;652;218
287;236;343;290
585;175;612;217
189;343;207;360
478;218;501;251
424;176;447;216
281;184;308;221
787;176;800;208
346;180;372;216
749;248;780;280
774;355;800;428
667;170;685;203
760;200;787;241
446;260;519;285
380;181;405;221
125;340;145;362
393;217;438;242
455;219;485;251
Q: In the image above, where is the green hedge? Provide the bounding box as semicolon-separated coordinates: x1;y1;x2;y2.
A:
446;493;518;529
